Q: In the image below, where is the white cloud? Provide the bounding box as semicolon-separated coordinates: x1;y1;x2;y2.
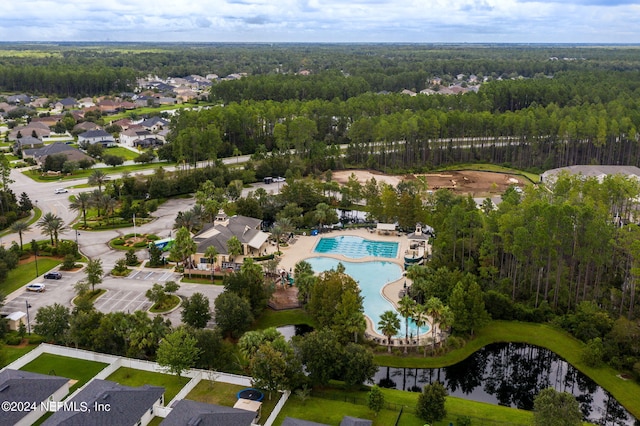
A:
0;0;638;42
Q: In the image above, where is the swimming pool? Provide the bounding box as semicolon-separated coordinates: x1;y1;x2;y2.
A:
314;235;399;259
306;257;428;338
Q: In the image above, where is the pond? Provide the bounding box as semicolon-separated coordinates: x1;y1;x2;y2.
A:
375;343;637;425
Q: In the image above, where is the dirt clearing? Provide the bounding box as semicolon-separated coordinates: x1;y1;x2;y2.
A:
332;170;525;196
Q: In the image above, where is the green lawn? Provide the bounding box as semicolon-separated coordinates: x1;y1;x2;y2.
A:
373;320;640;420
23;162;173;182
187;380;279;424
106;367;190;402
1;343;40;367
102;146;139;161
304;385;533;426
251;308;315;330
0;258;61;295
20;354;108;392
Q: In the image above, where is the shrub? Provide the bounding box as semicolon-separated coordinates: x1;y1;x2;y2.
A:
445;335;465;350
60;254;77;270
4;334;22;345
133;241;148;248
146;234;160;241
112;238;125;246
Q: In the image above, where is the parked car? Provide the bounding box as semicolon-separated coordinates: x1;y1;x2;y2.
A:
26;283;46;292
44;271;62;279
54;188;68;194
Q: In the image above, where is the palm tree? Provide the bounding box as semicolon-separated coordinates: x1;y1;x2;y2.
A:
88;169;108;193
425;297;445;351
174;210;200;233
37;212;66;246
270;223;284;253
398;295;417;353
10;221;30;250
101;194;117;224
204;245;218;281
227;236;243;262
314;202;331;231
69;192;92;228
411;303;428;352
378;310;400;353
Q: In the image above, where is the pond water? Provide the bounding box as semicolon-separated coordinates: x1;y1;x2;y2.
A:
375;343;637;425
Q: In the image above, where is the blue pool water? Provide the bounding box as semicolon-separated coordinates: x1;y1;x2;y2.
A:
314;235;399;258
306;257;429;338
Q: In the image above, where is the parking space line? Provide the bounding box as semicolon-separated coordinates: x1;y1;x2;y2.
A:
129;270;141;279
144;272;154;280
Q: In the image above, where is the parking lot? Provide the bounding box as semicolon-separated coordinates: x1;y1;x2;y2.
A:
93;289;152;314
127;269;178;282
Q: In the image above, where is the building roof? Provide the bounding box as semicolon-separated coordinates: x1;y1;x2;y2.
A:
0;369;69;425
78;129;113;139
340;416;373;426
6;311;26;321
281;417;330;426
14;136;43;147
23;141;76;158
140;116;169;128
195;215;268;255
42;379;164;426
161;399;256;426
541;165;640;183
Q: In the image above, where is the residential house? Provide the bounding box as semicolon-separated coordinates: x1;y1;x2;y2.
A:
0;369;70;426
77;129;116;147
193;211;270;270
139;117;169;132
111;118;133;130
73;121;101;134
282;419;329;426
42;379;164;426
400;89;417;96
77;97;96;108
13;135;43;154
161;399;257;426
31;115;62;128
54;98;77;110
340;417;373;426
97;100;119;114
8;123;51;141
23;142;93;166
541;165;640;185
120;128;153;147
29;98;50;108
7;94;31;104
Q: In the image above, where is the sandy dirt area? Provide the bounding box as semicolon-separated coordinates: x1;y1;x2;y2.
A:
333;169;524;196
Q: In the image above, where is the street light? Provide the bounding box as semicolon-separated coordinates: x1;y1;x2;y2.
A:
75;229;79;245
25;300;31;335
34;247;39;277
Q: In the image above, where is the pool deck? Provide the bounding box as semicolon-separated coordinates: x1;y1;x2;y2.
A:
278;228;436;343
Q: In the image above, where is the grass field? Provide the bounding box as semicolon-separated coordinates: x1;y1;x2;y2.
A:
106;367;190;402
251;308;315;330
0;258;61;295
23;162;172;182
20;354;108;392
102;146;140;161
278;385;535;426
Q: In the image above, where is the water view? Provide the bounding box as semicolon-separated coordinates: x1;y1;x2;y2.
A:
375;342;637;425
306;257;427;337
314;235;399;259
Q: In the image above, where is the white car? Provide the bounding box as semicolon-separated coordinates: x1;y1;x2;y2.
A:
54;188;68;194
26;283;46;292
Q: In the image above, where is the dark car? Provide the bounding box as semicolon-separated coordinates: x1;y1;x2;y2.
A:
43;272;62;279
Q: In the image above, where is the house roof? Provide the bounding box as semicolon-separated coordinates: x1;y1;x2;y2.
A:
161;399;256;426
23;142;76;158
78;129;112;139
0;369;69;425
6;311;26;321
42;379;164;426
140;116;169;128
281;417;330;426
194;215;268;255
15;136;43;147
340;416;373;426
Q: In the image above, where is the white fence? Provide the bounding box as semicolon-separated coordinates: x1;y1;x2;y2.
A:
1;344;283;424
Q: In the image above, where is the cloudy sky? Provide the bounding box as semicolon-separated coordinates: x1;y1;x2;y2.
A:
1;0;638;43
